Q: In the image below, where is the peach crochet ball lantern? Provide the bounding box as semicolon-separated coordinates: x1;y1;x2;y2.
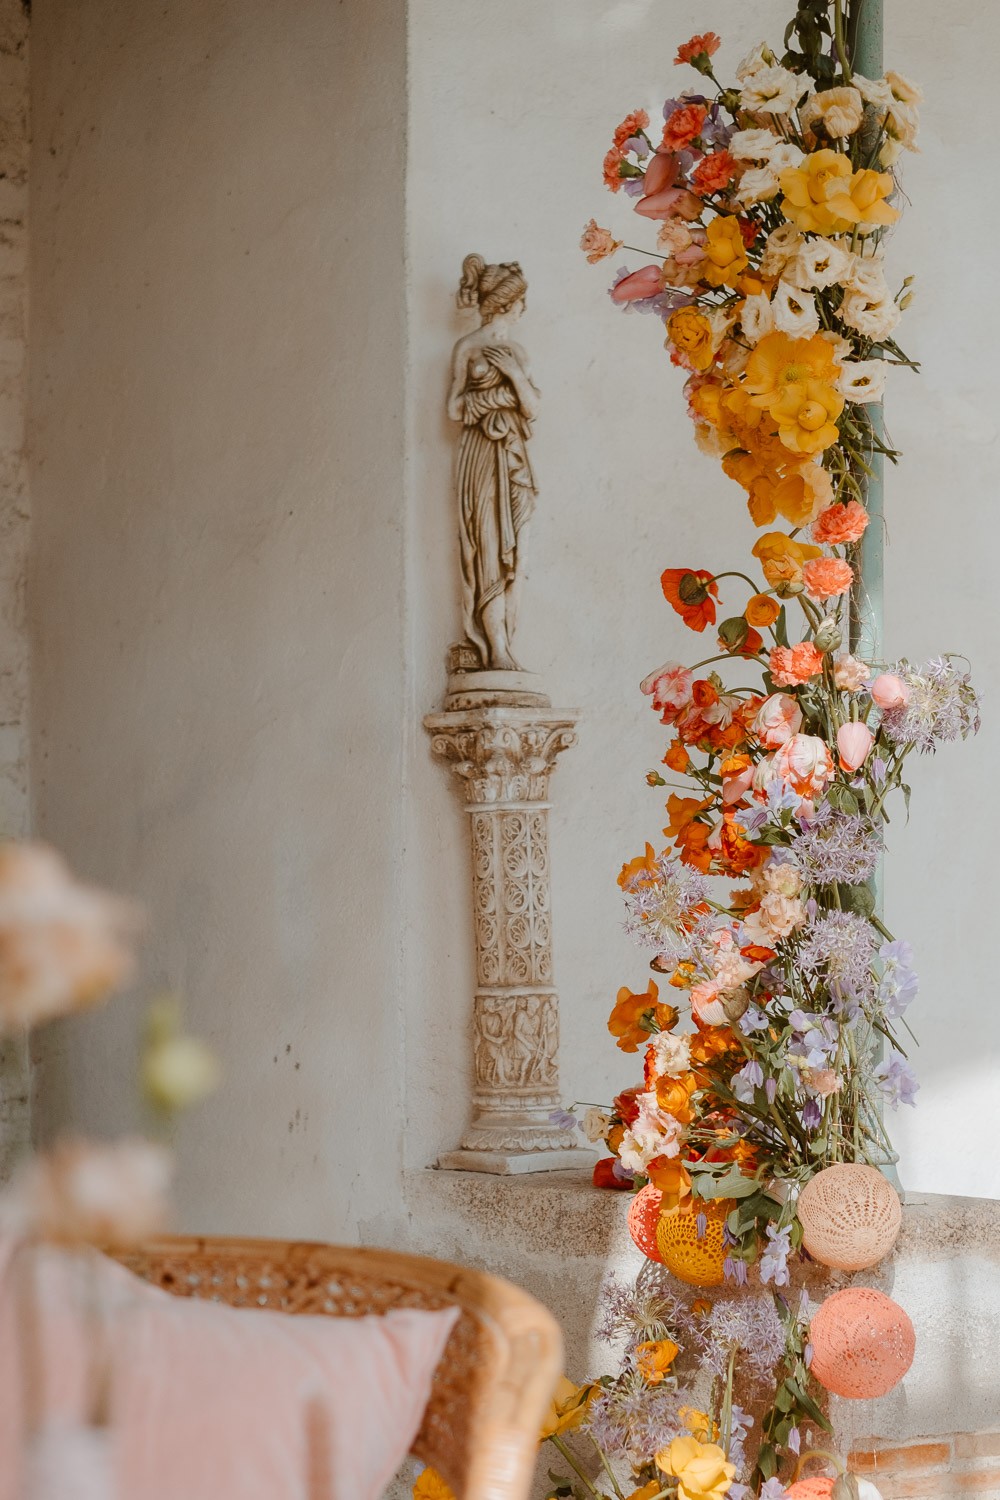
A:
786;1481;835;1499
627;1183;665;1263
809;1287;915;1399
798;1163;902;1271
655;1198;732;1287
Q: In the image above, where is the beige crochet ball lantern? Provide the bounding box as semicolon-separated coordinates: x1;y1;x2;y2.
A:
809;1287;915;1399
797;1163;902;1271
627;1183;665;1263
655;1198;732;1287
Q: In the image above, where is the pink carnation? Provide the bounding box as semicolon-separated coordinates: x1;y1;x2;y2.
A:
802;556;854;602
769;643;824;687
812;500;870;546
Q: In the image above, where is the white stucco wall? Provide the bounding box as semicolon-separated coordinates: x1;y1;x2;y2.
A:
25;0;1000;1226
28;0;408;1238
404;0;1000;1199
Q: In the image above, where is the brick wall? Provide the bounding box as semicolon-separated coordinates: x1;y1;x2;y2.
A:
0;0;30;1182
850;1434;1000;1499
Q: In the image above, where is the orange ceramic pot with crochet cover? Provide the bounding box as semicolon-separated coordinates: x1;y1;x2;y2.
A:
809;1286;915;1399
655;1198;733;1286
797;1163;901;1270
627;1183;666;1263
786;1481;834;1499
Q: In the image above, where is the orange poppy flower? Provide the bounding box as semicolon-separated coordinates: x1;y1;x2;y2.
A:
618;841;659;890
664;795;711;838
608;980;680;1053
646;1156;692;1210
661;569;719;632
593;1157;631;1190
674;820;713;872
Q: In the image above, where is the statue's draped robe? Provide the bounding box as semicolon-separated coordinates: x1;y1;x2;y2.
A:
456;352;536;666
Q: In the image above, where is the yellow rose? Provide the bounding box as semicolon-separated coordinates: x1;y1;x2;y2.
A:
669;308;716;372
655;1436;736;1500
539;1376;593;1441
779;147;899;234
702;215;749;288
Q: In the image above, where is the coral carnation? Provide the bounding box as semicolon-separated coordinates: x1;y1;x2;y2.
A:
662;103;708;153
769;642;824;686
812;500;870;545
675;32;721;66
802;556;854;601
604;146;625;192
613;109;650;149
692;151;737;196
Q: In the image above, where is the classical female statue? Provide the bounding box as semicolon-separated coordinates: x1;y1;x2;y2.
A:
448;255;540;672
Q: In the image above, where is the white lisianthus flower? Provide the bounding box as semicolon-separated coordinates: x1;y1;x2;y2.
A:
720;339;750;379
736;41;774;82
742;891;807;943
760;223;803;277
741;293;775;346
880;137;904;168
854;74;895;110
837;359;889;405
844;253;888;300
820;330;854;363
789;236;852;290
769;142;806;173
650;1030;691;1078
886;99;920;151
582;1107;612;1144
801;86;865;138
740;65;806;115
840;288;901;340
729;127;780;161
735;165;780;206
618;1092;683;1173
773;280;820;337
886;70;924;104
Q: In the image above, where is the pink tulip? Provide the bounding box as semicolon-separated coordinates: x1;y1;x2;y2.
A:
610;265;664;304
641;150;679;197
722;762;755;806
837;721;874;771
634;186;703;221
870;672;910;711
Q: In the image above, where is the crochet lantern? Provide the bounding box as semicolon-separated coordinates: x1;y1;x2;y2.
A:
798;1163;902;1271
655;1198;732;1287
627;1183;665;1263
809;1287;915;1399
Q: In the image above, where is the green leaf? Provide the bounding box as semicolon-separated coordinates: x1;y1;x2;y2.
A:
698;1164;759;1199
758;1444;778;1481
838;882;875;917
774;607;790;648
827;782;859;814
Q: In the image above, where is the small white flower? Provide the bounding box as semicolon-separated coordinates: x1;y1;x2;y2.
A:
736;165;781;206
820;330;854;363
582;1107;612;1144
736;41;774;82
740;64;807;115
741;293;775;346
769;142;806;173
854;74;895;110
760;223;803;277
801;86;864;138
729;127;780;161
650;1031;691;1077
772;280;820;337
839;288;901;340
837;359;889;405
788;236;852;290
844;253;888;300
886;70;923;105
880;137;904;168
886;99;920;150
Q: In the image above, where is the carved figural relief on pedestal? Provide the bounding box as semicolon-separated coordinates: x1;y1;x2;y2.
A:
426;256;591;1174
448;254;540;675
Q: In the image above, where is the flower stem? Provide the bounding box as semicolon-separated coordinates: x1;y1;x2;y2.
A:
548;1435;605;1500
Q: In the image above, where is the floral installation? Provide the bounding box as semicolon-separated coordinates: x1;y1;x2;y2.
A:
518;4;978;1498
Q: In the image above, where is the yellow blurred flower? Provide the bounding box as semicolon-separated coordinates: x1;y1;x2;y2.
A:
680;1407;721;1443
635;1337;681;1384
142;998;220;1114
413;1469;455;1500
539;1377;594;1441
702;216;749;288
779;148;899;235
626;1484;662;1500
655;1436;736;1500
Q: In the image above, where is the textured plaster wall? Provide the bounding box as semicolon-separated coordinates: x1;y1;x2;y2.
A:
28;0;408;1238
0;0;30;1180
404;0;1000;1199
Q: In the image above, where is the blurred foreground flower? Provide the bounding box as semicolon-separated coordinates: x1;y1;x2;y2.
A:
0;843;140;1032
2;1137;172;1249
142;997;220;1115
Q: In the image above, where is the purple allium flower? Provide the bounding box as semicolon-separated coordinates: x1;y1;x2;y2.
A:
878;938;919;1018
584;1378;686;1466
622;853;709;960
707;1296;785;1380
793;805;881;886
874;1048;919;1108
759;1224;793;1287
798;910;877;1010
881;657;981;753
596;1270;702;1349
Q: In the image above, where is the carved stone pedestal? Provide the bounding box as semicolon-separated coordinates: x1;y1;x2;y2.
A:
425;704;595;1174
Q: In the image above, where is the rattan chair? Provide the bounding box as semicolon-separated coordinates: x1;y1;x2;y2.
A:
112;1235;563;1500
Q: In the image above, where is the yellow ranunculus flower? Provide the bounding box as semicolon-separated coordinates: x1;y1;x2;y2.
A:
655;1436;736;1500
768;377;845;455
778;147;899;234
413;1468;456;1500
669;308;716;372
539;1376;593;1441
680;1406;721;1442
635;1337;681;1384
702;215;749;288
752;530;822;592
626;1484;662;1500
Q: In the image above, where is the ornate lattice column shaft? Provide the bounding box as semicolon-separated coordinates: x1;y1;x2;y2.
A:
425;705;595;1173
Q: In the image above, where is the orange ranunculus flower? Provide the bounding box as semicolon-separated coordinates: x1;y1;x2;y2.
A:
690;679;719;710
751;530;822;594
743;331;841;411
606;1121;626;1155
661;568;719;632
718;815;766;876
745;593;780;629
655;1071;699;1123
779;148;899;235
664;794;712;839
669;308;716;372
646;1155;692;1209
636;1337;681;1384
609;980;680;1053
701;214;748;288
618;841;659;890
664;740;690;773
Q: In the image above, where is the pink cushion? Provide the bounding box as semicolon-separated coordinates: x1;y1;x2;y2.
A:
0;1241;458;1500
